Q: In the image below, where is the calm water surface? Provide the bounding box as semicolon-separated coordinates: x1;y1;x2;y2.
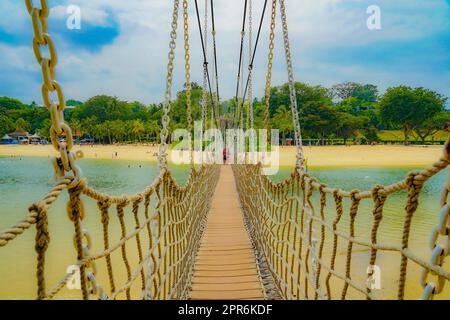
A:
0;156;448;299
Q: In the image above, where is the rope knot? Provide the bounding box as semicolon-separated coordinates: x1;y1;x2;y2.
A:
406;171;422;192
67;178;87;222
98;199;112;225
134;194;144;204
350;190;359;201
98;198;112;211
68;178;87;195
117;196;130;217
332;189;342;202
371;184;386;220
317;183;326;193
349;190;361;218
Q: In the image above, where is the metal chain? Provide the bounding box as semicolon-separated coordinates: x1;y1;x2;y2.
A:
264;0;276;132
25;0;83;184
279;0;305;171
420;172;450;299
76;229;108;300
183;0;194;168
159;0;180;169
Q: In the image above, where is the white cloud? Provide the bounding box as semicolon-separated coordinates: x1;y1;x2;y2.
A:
50;5;111;27
0;0;449;104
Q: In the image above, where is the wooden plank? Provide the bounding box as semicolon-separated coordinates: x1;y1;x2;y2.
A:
193;275;261;284
193;268;258;278
195;257;256;266
194;263;257;271
189;166;264;300
190;289;264;300
192;282;263;291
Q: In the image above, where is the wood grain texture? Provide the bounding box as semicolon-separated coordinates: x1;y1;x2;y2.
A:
189;166;264;300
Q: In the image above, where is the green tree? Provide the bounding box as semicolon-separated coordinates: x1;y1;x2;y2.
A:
145;120;161;143
15;118;30;131
131;119;145;142
363;126;380;143
0;115;15;135
72;95;133;122
269;82;332;116
414;111;450;143
331;83;378;102
81;116;98;140
66;99;83;107
379;86;447;144
0;96;25;112
270;105;293;142
300;102;338;144
171;82;204;129
37;119;52;139
69;118;82;136
352;84;378;103
336;113;368;144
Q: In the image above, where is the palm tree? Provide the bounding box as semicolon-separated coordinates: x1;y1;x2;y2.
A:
145;120;161;143
131;120;145;142
271;105;293;144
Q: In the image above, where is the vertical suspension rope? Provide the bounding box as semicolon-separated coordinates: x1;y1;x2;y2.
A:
279;0;305;170
210;0;220;126
194;0;215;164
248;0;254;131
239;43;245;131
201;0;209;133
234;0;248;128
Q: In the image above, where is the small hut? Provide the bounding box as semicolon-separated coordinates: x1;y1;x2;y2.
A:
1;134;17;145
8;129;30;144
30;133;41;145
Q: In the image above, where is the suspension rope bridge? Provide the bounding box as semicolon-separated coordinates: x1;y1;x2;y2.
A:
0;0;449;300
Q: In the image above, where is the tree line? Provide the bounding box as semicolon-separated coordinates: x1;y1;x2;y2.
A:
0;82;448;145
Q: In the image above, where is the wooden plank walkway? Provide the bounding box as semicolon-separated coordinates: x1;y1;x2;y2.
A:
189;165;265;300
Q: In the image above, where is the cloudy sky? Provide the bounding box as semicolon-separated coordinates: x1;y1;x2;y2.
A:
0;0;449;105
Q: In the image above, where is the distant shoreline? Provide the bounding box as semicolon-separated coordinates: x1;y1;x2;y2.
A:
0;144;445;168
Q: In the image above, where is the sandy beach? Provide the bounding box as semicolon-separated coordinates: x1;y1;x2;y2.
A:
0;144;446;168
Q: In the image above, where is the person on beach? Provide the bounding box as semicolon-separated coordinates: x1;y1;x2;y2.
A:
222;147;229;165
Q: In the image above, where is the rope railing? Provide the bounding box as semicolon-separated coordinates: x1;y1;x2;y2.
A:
233;155;450;300
0;165;220;300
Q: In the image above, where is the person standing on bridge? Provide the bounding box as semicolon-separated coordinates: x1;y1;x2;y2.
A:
223;147;229;165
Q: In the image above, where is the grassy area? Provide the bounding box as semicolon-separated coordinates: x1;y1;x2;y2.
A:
378;130;449;142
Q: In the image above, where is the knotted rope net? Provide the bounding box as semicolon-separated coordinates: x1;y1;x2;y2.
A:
1;166;219;300
0;0;222;300
233;155;450;300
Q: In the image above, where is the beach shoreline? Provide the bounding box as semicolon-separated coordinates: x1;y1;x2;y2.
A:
0;144;446;168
